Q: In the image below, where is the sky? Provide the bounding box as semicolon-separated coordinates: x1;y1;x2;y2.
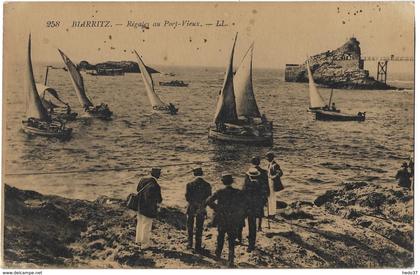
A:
4;2;415;69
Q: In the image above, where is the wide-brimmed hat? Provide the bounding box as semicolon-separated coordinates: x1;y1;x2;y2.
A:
246;167;261;178
401;162;408;168
192;167;203;176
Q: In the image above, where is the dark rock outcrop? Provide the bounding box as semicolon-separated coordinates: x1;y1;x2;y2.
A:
285;38;392;89
78;60;160;74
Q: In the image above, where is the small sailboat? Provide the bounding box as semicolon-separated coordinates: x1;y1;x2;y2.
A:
21;35;72;139
58;49;112;120
133;50;178;115
208;34;273;146
306;61;365;121
36;66;78;121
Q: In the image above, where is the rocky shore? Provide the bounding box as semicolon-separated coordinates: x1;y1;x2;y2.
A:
3;181;413;268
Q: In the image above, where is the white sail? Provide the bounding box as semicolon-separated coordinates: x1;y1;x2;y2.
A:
233;43;261;118
134;50;167;108
25;35;50;121
214;33;238;124
36;83;68;107
306;61;325;109
58;49;93;108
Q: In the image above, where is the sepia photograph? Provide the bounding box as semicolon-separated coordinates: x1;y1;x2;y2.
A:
1;1;415;270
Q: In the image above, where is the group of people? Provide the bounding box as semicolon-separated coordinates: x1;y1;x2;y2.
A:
132;152;284;267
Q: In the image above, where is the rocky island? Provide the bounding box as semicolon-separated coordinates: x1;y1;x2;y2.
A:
3;182;413;268
78;60;160;74
285;38;391;89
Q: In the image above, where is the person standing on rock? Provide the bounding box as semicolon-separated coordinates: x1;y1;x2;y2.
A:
250;156;270;231
266;152;283;218
395;162;412;190
241;167;265;252
136;168;163;249
185;167;212;253
206;172;245;267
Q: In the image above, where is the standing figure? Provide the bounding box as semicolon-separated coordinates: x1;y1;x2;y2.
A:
250;156;270;231
185;167;212;253
136;168;163;249
395;162;412;190
265;152;283;218
242;167;266;252
409;153;414;178
206;172;245;267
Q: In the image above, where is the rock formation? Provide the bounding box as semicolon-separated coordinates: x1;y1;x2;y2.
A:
3;182;413;268
78;60;160;74
285;38;391;89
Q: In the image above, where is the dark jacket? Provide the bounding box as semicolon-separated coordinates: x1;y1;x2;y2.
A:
206;186;246;232
396;168;412;189
137;177;163;218
255;166;270;198
185;177;212;216
242;174;268;217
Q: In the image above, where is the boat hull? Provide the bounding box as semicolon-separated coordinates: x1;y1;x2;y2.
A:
208;128;273;146
314;110;366;121
21;121;72;139
84;105;113;120
152;106;178;115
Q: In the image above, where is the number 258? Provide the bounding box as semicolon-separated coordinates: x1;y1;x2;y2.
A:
46;21;60;28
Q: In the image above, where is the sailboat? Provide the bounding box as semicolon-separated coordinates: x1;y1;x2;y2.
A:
133;50;178;115
208;34;273;145
58;49;113;120
35;66;78;121
21;35;72;139
306;61;365;121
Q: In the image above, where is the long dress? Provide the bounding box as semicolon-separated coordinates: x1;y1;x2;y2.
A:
267;160;282;216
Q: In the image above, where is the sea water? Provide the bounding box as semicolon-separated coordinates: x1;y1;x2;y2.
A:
4;64;414;209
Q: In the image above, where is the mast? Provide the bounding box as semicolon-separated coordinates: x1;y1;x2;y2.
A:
233;42;261;118
328;89;333;108
44;66;50;85
133;50;167;108
58;49;93;108
213;33;238;124
25;34;51;121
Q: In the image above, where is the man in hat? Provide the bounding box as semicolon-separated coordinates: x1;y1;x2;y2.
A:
395;162;412;190
251;156;270;231
206;172;245;267
135;168;163;248
241;167;265;252
185;167;212;252
265;152;283;218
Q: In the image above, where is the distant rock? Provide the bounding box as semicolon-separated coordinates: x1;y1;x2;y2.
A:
285;37;392;89
77;60;160;74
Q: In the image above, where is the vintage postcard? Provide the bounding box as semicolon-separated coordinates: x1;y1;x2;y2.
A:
2;1;415;269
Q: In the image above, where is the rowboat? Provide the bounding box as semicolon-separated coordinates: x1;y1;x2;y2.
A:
208;34;273;146
58;49;113;120
21;34;72;140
